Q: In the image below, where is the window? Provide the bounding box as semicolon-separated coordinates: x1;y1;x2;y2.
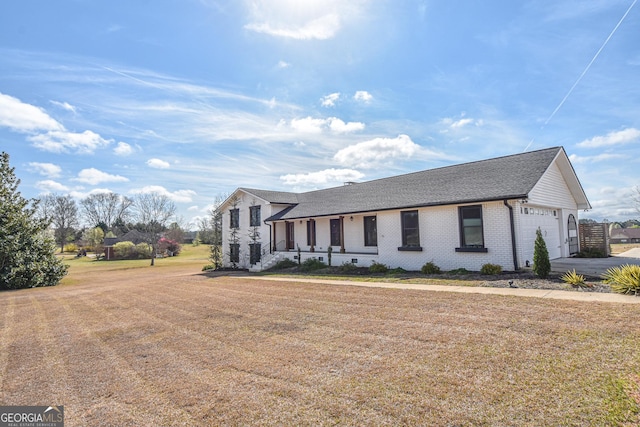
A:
400;210;421;250
249;243;261;264
249;205;261;227
457;205;486;252
230;208;239;229
364;216;377;246
306;220;316;247
330;218;341;246
229;243;240;263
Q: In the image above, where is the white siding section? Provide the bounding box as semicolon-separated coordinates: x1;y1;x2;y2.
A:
528;161;577;209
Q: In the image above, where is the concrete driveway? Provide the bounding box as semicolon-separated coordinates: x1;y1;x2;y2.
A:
550;248;640;277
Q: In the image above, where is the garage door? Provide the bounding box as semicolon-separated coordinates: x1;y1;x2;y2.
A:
520;206;561;260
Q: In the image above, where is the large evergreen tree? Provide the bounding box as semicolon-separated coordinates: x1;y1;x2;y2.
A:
0;152;68;289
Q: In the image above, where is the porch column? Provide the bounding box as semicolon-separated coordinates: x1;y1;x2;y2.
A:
339;216;346;253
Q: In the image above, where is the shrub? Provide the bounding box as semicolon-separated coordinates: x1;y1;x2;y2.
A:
272;259;298;270
135;243;153;259
64;243;78;253
299;258;326;272
448;268;471;275
602;264;640;295
575;248;606;258
369;261;389;274
389;267;407;274
421;261;441;274
533;228;551;279
339;262;358;273
113;241;135;259
480;263;502;275
202;264;215;271
561;269;590;288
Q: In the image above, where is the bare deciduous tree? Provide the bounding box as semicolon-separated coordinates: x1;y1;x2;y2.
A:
132;192;177;266
38;194;79;252
80;192;133;229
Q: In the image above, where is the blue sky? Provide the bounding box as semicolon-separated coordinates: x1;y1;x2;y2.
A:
1;0;639;228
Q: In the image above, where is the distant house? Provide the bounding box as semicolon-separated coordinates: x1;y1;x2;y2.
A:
219;147;591;272
103;230;149;260
610;228;640;244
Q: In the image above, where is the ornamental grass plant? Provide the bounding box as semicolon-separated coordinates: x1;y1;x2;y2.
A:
602;264;640;295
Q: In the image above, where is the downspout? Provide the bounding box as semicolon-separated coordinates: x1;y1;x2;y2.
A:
264;220;272;255
503;199;519;271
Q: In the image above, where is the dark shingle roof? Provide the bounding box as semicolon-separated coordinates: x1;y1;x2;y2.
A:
259;147;566;221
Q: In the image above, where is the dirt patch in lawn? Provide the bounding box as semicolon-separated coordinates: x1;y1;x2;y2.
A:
1;262;639;426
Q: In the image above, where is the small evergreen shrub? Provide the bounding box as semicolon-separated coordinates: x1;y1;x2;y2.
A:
561;269;590;288
421;261;441;274
602;264;640;295
389;267;407;274
202;264;215;271
533;228;551;279
480;263;502;275
272;259;298;270
369;262;389;274
299;258;326;272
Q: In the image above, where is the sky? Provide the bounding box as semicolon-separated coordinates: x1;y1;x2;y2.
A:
1;0;639;229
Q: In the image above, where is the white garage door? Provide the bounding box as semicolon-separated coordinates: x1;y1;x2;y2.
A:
520;206;561;260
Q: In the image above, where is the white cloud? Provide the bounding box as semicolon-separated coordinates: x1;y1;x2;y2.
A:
146;158;171;169
0;92;64;133
35;180;70;193
569;153;624;164
289;116;364;134
243;0;367;40
114;141;134;156
245;13;341;40
354;91;373;103
290;117;328;133
28;130;112;154
277;60;290;68
129;185;197;203
321;92;340;107
280;168;364;186
441;116;483;129
50;100;77;114
334;134;421;169
328;117;365;133
75;168;129;185
577;128;640;148
29;162;62;178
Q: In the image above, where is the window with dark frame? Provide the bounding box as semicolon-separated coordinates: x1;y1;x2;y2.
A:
400;210;420;248
249;205;261;227
364;216;377;246
306;220;316;247
249;243;261;264
229;243;240;263
458;205;485;249
330;218;341;246
230;208;239;229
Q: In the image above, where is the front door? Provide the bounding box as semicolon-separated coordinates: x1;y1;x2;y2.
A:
568;214;578;255
286;221;295;250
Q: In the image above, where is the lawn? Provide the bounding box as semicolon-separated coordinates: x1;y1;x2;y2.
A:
1;245;639;426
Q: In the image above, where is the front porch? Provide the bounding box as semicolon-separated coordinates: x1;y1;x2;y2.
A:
250;247;380;272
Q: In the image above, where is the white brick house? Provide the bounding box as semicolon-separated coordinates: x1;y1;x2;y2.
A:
219;147;590;272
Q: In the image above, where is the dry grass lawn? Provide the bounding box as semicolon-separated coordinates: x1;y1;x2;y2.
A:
1;246;639;426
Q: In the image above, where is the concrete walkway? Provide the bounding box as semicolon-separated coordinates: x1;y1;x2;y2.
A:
550;248;640;277
236;276;640;304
